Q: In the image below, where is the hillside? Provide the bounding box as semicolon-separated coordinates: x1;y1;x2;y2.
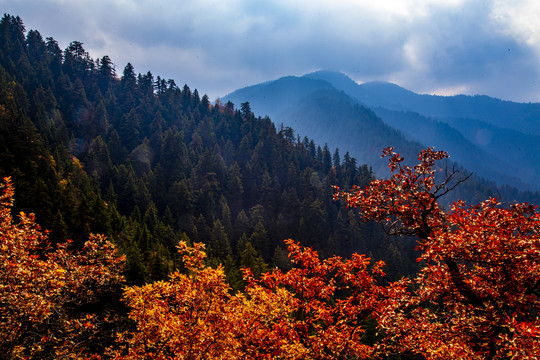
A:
0;14;422;288
307;70;540;135
224;71;540;191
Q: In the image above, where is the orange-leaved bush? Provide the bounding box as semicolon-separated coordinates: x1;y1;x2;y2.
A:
112;239;389;359
335;147;540;359
0;177;125;359
237;239;387;359
111;241;242;359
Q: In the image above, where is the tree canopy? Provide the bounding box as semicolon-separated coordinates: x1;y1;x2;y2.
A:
336;147;540;358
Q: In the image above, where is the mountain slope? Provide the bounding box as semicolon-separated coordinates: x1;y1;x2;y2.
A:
225;71;540;190
277;89;422;174
225;79;421;175
374;108;532;189
307;70;540;136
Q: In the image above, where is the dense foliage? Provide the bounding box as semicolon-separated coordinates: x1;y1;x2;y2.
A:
0;178;124;358
0;14;417;287
336;147;540;358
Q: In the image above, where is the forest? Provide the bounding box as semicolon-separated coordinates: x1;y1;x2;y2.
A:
0;14;538;359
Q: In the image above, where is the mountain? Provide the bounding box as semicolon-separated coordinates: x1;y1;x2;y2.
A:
304;71;418;111
223;71;540;191
307;70;540;190
221;76;334;117
223;76;420;176
307;70;540;136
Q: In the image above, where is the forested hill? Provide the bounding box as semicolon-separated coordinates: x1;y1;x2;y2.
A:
224;71;540;192
306;70;540;191
0;14;421;285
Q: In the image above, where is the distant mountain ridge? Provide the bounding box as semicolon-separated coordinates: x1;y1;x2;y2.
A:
223;71;540;190
306;71;540;135
225;76;421;177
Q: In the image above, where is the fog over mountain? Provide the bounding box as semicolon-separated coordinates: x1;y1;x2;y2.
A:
223;71;540;190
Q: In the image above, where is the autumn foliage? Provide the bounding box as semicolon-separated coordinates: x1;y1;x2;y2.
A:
0;177;125;359
111;149;539;359
2;146;540;359
336;147;540;359
239;240;385;359
112;241;241;359
111;239;386;359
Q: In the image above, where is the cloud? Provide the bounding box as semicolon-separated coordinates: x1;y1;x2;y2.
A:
391;1;540;101
3;0;540;102
492;0;540;46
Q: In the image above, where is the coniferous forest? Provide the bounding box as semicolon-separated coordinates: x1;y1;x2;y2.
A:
0;14;418;285
1;14;538;359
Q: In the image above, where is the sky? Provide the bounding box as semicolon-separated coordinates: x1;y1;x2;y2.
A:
2;0;540;103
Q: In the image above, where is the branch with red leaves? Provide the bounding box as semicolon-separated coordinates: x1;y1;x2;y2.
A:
335;148;540;359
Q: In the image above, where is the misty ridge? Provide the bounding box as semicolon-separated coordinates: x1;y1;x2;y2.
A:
224;70;540;192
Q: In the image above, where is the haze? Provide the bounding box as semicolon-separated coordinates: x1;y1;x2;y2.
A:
3;0;540;102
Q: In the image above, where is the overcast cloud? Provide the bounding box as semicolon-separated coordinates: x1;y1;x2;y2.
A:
2;0;540;102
